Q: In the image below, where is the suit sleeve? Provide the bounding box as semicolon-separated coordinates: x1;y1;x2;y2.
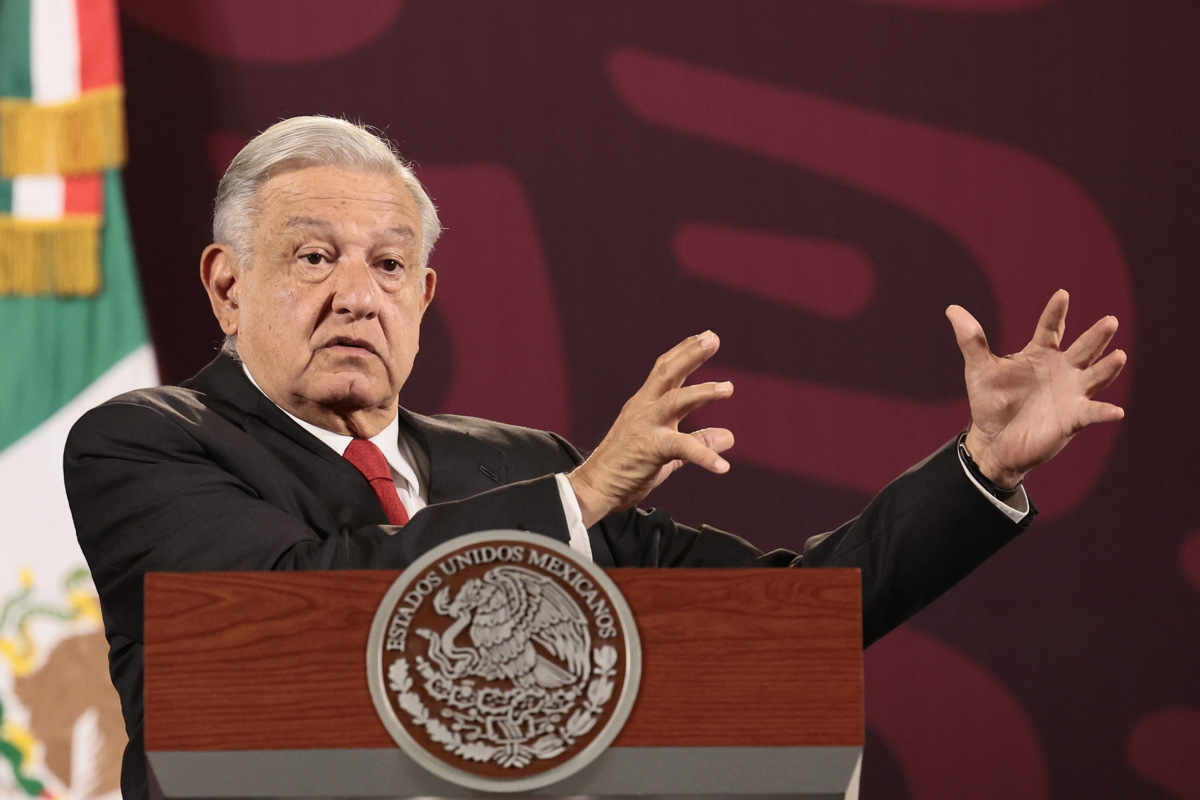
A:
594;439;1034;646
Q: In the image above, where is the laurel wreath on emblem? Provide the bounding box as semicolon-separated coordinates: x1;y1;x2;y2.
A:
388;647;618;769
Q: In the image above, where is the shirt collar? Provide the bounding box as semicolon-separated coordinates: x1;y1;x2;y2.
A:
241;364;423;496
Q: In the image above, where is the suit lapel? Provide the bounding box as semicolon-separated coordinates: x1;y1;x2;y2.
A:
184;353;347;466
399;409;616;567
397;409;509;504
185;353;389;527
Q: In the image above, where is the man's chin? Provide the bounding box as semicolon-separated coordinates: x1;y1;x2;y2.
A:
303;373;398;414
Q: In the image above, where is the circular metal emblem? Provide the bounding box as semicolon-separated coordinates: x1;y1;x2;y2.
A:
366;531;641;792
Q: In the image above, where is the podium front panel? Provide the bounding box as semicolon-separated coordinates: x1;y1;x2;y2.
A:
145;568;863;798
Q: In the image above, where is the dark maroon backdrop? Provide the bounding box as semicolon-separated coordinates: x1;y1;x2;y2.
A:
115;1;1200;798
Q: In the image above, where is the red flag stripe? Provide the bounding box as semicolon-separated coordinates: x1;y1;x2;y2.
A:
63;174;103;215
75;0;122;91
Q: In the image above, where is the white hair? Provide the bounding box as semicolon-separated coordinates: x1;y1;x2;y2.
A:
213;116;442;357
213;115;442;268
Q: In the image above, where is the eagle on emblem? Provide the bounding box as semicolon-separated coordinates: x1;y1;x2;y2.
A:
421;566;591;690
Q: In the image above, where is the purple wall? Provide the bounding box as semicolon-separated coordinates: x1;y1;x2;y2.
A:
117;1;1200;797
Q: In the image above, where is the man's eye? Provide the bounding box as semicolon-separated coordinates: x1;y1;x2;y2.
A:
380;259;402;272
302;253;326;265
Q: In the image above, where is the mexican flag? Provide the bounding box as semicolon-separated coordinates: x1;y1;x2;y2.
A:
0;0;156;797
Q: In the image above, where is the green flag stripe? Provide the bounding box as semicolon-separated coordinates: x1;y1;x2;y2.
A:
0;169;149;449
0;0;33;99
0;178;11;214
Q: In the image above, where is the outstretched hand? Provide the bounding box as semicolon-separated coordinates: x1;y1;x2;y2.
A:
569;331;734;527
947;289;1127;489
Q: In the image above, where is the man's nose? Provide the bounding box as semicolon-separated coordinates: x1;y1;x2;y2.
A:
332;254;379;319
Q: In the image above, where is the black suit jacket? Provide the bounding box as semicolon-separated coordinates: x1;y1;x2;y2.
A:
65;353;1033;800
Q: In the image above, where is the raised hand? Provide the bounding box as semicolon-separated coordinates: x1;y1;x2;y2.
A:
568;331;734;527
946;289;1127;489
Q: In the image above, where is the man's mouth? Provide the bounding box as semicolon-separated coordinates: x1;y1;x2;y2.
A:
322;336;377;355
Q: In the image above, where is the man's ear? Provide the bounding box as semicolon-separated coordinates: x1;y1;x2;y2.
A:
200;244;241;335
419;268;437;319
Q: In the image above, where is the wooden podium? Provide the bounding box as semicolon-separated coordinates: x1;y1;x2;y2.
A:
144;568;863;799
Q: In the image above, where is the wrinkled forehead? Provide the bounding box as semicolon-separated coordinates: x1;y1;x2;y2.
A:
253;166;422;241
257;165;415;209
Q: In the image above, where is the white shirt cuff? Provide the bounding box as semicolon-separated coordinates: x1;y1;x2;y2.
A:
554;473;594;560
958;451;1031;523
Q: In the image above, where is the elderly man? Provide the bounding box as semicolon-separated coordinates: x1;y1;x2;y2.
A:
65;116;1125;800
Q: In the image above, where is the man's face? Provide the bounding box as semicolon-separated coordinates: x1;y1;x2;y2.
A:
212;166;435;428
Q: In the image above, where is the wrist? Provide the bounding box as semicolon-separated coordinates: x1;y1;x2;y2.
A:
567;467;609;528
961;430;1025;493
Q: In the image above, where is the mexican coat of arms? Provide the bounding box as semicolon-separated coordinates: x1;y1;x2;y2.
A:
366;531;641;792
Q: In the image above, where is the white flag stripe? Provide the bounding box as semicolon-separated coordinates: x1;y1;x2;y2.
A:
0;345;157;580
31;0;81;104
11;174;67;218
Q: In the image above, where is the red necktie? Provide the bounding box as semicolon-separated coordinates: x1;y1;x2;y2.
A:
344;438;410;525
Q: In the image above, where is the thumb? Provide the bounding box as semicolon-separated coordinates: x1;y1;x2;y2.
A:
946;304;993;368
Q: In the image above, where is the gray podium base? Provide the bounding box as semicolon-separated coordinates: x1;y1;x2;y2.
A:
149;746;862;800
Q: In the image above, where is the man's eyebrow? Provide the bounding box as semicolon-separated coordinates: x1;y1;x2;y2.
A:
283;216;333;232
384;225;417;240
